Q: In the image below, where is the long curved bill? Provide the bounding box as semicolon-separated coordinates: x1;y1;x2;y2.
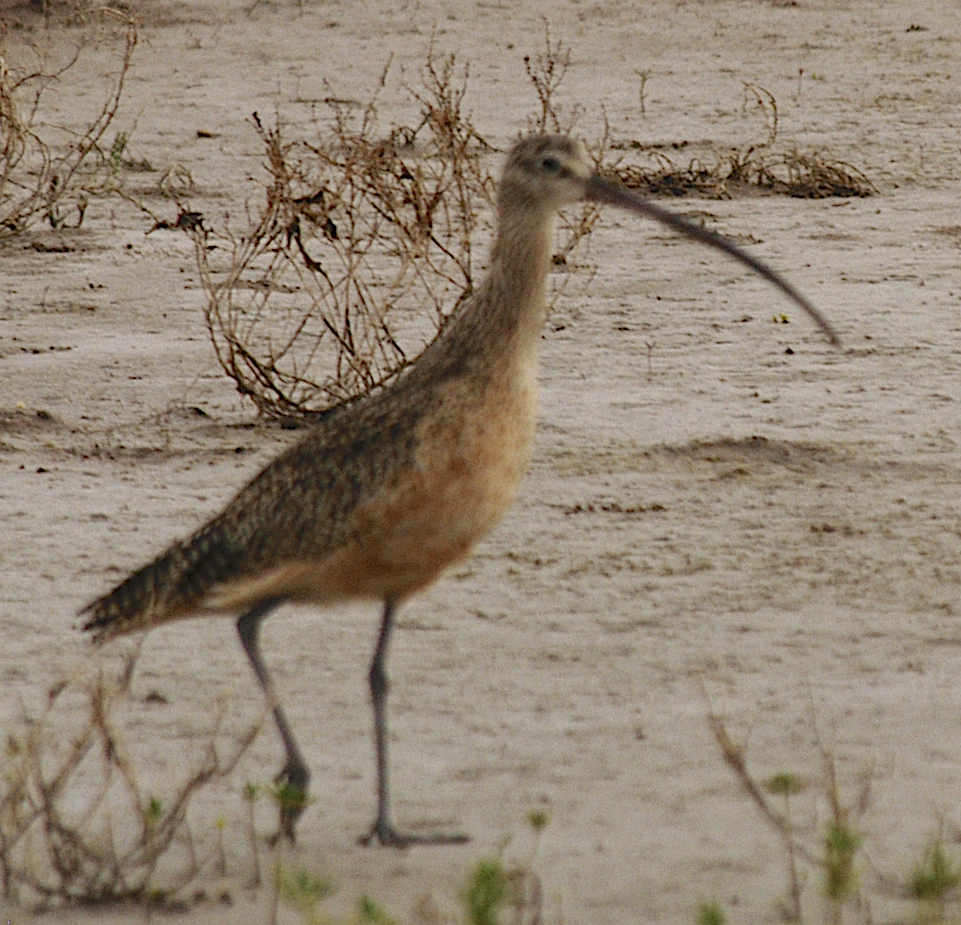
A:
585;176;840;347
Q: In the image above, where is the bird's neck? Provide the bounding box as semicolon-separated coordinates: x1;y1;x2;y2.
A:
408;204;556;394
466;204;556;361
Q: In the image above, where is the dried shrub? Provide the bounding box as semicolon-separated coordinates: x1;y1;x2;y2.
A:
0;649;262;908
524;21;580;135
615;148;876;200
707;703;875;923
192;45;601;420
192;54;492;419
0;7;136;239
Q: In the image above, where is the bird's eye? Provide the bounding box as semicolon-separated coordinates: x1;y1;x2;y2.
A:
540;156;561;174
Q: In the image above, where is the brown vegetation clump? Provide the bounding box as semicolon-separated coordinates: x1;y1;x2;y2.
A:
192;54;494;420
192;43;600;421
0;649;262;909
614;83;876;200
614;147;876;200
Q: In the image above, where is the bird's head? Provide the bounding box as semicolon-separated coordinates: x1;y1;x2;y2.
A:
499;133;840;346
499;134;595;213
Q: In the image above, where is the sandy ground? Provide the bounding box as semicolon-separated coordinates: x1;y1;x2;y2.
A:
3;0;961;921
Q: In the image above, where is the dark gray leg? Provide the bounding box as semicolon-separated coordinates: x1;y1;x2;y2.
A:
237;598;309;843
360;600;469;847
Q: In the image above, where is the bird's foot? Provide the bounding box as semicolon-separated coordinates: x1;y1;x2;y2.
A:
267;765;311;845
359;819;470;848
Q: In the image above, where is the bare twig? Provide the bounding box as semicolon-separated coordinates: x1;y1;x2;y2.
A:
0;9;137;238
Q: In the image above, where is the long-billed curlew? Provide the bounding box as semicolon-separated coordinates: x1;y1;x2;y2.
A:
79;134;838;847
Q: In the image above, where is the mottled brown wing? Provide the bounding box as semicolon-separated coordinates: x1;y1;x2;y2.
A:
78;390;425;641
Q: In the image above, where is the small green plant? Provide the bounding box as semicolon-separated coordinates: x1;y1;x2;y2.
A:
910;841;961;902
463;858;509;925
143;795;165;829
242;780;264;887
356;893;397;924
697;899;727;925
103;129;150;177
277;864;336;924
767;772;804;798
214;814;228;877
765;771;805;918
823;821;861;903
527;808;550;833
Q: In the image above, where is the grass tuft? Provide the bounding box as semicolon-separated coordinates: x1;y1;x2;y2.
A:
612;84;875;200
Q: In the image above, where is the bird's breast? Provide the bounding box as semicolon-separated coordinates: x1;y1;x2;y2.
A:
360;358;540;593
207;356;540;611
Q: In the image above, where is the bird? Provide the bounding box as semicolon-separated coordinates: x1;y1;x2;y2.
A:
79;134;839;848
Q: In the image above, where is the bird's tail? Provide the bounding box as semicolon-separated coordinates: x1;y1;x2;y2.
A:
79;488;272;643
78;542;197;643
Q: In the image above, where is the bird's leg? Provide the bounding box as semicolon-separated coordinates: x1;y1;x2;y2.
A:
237;599;310;843
360;600;469;848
